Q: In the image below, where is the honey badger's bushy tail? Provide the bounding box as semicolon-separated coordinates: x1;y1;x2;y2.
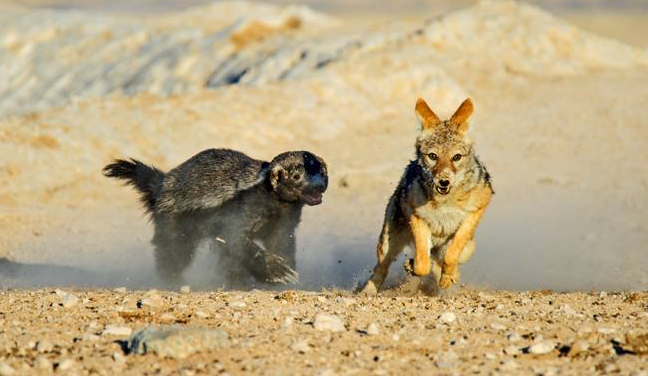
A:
103;159;165;214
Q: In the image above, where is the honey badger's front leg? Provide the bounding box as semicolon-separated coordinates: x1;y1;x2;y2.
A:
439;188;492;289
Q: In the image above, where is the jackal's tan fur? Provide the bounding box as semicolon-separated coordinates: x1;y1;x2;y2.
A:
362;98;493;295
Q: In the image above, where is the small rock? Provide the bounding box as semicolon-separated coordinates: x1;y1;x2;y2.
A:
527;341;555;355
500;360;518;371
81;333;100;341
229;301;247;308
127;326;230;359
194;310;209;319
34;356;52;370
599;291;608;298
435;351;458;368
507;332;522;342
180;286;191;294
560;304;577;315
490;322;507;331
53;289;66;297
57;359;75;371
313;314;346;332
439;311;457;324
61;294;78;308
484;352;497;360
568;339;590;357
159;313;177;324
139;294;164;308
626;331;648;354
504;345;520;355
113;287;127;293
112;351;126;364
102;325;132;336
366;323;380;336
290;339;310;353
0;363;15;376
598;327;616;335
36;340;53;353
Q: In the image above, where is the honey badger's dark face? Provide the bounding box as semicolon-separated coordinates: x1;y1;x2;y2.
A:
269;151;328;205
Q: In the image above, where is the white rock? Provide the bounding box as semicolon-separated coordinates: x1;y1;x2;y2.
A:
34;356;52;370
0;363;15;376
229;301;247;308
102;325;132;336
140;294;164;308
435;351;458;368
112;351;126;364
528;341;555;355
490;322;507;331
500;360;518;371
598;327;616;335
313;314;346;332
81;333;100;341
504;345;520;355
599;291;608;298
439;311;457;324
61;294;78;308
366;323;380;336
507;332;522;342
194;310;209;319
560;304;577;315
113;287;127;293
290;339;310;353
57;359;75;371
180;285;191;294
159;313;177;324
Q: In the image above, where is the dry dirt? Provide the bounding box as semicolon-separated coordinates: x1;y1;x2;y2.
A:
0;0;647;374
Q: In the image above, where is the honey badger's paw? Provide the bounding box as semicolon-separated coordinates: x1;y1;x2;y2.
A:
439;268;460;289
252;251;299;284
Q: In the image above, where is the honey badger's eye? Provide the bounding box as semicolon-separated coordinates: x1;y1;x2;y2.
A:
292;173;301;181
428;153;438;160
452;154;462;162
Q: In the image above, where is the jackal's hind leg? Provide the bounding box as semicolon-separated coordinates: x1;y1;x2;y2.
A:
360;224;406;295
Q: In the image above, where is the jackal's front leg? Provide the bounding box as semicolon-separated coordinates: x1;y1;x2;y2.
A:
439;205;488;289
410;214;432;276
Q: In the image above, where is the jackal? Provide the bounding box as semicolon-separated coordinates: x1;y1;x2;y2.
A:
361;98;493;295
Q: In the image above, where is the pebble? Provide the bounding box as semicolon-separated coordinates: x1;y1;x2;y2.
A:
34;357;52;370
61;293;78;308
180;286;191;294
568;339;590;357
435;351;458;368
113;287;127;293
490;322;507;331
112;351;126;364
507;332;522;342
439;312;457;324
500;360;518;371
597;327;616;335
194;310;209;319
57;359;75;371
504;345;520;355
159;313;177;324
102;325;133;336
127;326;230;359
313;314;346;332
0;363;15;376
560;304;577;315
36;340;53;353
366;323;380;336
81;333;100;341
290;339;310;353
528;341;555;355
139;294;164;308
229;301;247;308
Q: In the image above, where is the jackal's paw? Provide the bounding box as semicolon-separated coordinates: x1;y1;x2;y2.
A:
439;270;460;289
359;280;379;296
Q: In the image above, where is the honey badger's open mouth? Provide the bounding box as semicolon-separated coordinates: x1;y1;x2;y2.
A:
302;191;323;205
435;186;450;195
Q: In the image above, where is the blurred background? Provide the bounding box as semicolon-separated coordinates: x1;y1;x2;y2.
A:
0;0;646;291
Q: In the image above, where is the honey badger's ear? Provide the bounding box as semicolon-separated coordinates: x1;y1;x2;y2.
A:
269;163;285;190
415;98;441;130
450;98;474;134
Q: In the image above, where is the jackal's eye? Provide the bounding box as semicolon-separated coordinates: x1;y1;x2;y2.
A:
428;153;438;161
452;154;462;162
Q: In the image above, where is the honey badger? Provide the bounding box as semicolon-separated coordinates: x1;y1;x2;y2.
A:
103;149;328;286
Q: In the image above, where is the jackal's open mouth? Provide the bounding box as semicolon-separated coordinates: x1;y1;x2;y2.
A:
435;186;450;195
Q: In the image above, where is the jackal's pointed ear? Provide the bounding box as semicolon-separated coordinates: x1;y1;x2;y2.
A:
415;98;441;130
450;98;474;134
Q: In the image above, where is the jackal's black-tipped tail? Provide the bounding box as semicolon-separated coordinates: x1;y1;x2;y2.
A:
103;159;165;214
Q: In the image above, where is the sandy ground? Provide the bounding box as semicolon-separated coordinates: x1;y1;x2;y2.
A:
0;0;647;374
